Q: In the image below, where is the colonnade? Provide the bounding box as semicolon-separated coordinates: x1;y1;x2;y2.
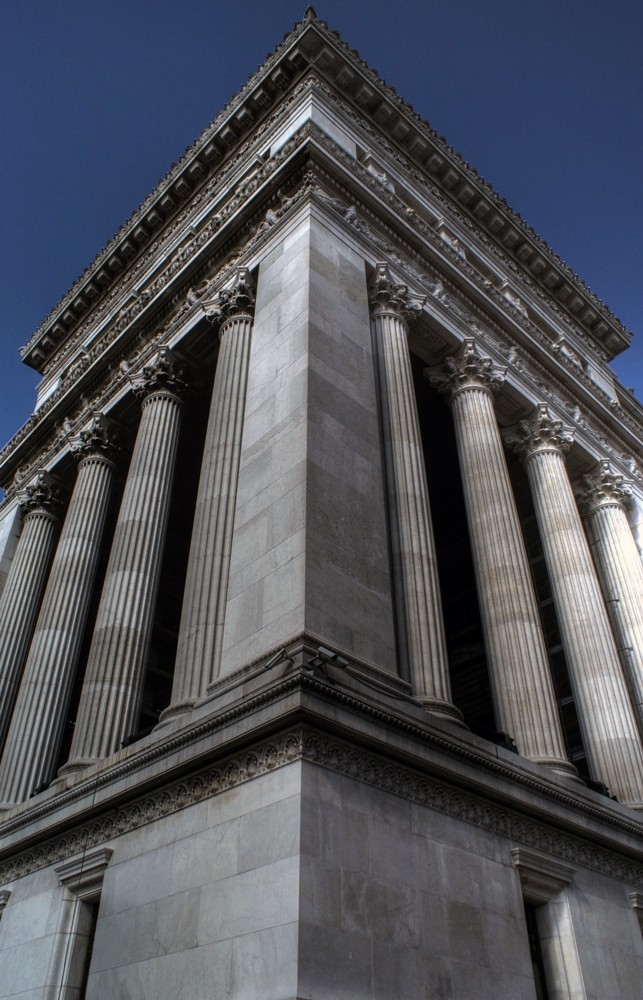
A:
0;261;643;809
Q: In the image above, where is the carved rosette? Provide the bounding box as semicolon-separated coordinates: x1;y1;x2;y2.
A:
428;338;506;400
69;413;120;463
368;263;425;325
578;460;632;514
130;347;189;403
506;404;574;461
203;268;256;332
18;471;64;519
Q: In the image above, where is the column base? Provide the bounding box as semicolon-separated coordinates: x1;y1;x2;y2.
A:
154;698;196;730
52;758;99;787
417;697;468;728
529;756;581;782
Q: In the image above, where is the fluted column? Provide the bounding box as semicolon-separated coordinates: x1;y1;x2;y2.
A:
578;461;643;738
369;264;461;722
63;349;187;770
509;405;643;807
430;340;574;775
161;268;255;721
0;473;63;751
0;415;118;806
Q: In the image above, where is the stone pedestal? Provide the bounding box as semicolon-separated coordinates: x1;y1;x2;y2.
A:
0;415;118;806
430;341;573;775
163;270;255;721
510;405;643;807
64;350;187;769
579;461;643;738
0;473;63;750
369;264;460;722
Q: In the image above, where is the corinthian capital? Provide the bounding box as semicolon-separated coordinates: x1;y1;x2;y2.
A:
70;413;120;462
427;338;506;399
204;268;256;327
505;404;574;460
18;471;64;518
368;263;425;324
130;347;189;401
578;460;632;513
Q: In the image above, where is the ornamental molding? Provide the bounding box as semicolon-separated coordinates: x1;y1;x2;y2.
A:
54;846;112;901
203;267;256;327
0;725;642;890
578;460;632;514
428;338;506;400
368;262;425;323
0;158;312;496
129;347;189;402
510;846;576;904
506;403;575;461
304;123;642;454
17;471;65;518
2;127;641;498
69;412;120;463
310;78;626;360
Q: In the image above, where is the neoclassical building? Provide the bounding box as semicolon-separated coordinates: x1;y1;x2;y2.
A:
0;9;643;998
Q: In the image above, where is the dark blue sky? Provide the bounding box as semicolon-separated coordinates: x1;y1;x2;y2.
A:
1;0;642;455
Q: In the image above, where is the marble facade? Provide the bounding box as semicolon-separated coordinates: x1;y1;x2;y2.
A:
0;9;642;998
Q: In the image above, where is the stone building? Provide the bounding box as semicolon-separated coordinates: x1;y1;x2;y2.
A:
0;9;642;998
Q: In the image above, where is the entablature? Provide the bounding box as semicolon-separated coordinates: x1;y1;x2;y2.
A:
19;10;632;378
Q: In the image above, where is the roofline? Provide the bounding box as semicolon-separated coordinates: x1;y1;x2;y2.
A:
20;7;632;372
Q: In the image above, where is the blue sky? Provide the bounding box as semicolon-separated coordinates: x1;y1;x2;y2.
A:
1;0;642;455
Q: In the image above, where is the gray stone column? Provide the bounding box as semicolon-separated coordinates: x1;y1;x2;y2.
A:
430;341;574;775
578;461;643;738
369;264;461;722
63;349;187;770
161;268;255;721
0;414;118;806
0;472;63;751
509;405;643;807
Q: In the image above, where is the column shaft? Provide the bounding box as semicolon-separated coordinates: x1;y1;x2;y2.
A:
517;408;643;806
66;353;185;765
0;417;117;805
432;342;572;773
164;270;254;718
0;474;62;750
580;464;643;737
370;264;460;721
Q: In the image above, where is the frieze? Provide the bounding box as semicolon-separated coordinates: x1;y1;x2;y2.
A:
309;77;628;356
0;163;313;495
0;726;642;890
306;152;642;472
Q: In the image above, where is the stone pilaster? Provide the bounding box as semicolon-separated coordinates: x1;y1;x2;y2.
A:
578;461;643;737
0;415;118;806
369;264;461;722
430;341;573;775
161;268;255;721
63;349;187;769
510;405;643;807
0;472;63;751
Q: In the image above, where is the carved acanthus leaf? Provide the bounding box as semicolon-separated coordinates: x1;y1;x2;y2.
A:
69;413;120;461
578;460;632;513
368;262;425;324
18;471;64;517
203;267;256;326
130;347;189;400
505;404;574;459
427;338;506;399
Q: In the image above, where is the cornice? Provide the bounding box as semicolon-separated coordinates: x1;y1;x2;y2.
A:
3;131;641;501
0;720;641;891
0;138;315;493
19;11;632;375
